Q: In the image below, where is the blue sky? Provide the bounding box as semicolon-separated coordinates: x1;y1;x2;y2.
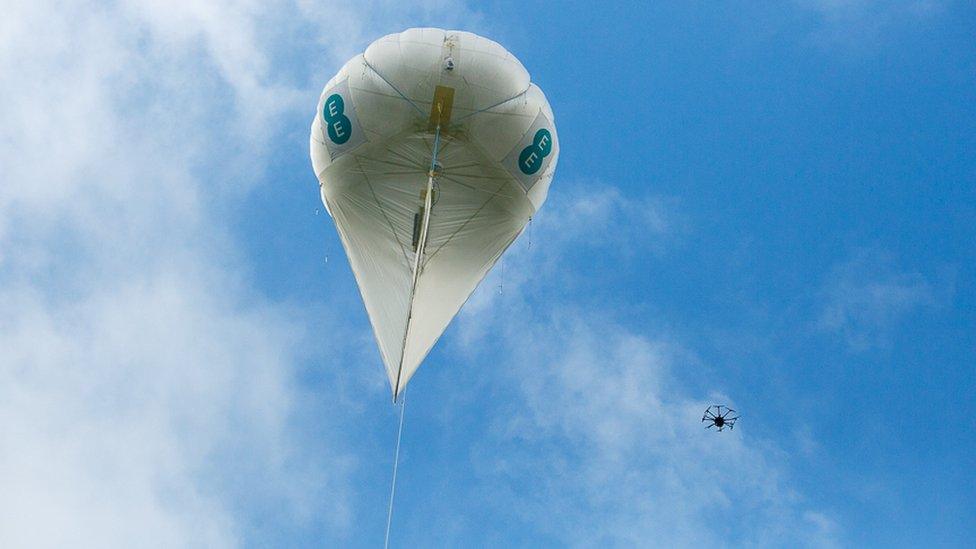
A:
1;0;973;547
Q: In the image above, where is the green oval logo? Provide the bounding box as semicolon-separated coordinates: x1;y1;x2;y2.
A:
323;93;352;145
518;128;553;175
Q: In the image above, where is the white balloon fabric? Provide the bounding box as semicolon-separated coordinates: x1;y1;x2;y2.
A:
310;28;559;399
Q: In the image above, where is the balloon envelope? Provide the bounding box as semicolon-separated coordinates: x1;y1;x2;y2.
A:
310;28;559;398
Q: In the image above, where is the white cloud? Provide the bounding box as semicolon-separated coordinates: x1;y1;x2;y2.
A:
488;319;837;546
0;0;846;544
451;185;840;547
460;183;680;321
818;249;946;350
0;272;302;548
0;0;478;546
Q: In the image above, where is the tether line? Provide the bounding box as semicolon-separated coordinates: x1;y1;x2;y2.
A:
384;389;407;549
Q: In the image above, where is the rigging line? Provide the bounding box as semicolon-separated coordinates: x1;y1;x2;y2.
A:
436;160;483;170
437;173;519;199
355;155;412;267
452;87;530;123
346;169;423;177
384;147;428;171
424;177;522;263
383;388;407;549
442;172;513;182
350;154;419;171
495;228;522;295
417;131;457;167
364;59;427;118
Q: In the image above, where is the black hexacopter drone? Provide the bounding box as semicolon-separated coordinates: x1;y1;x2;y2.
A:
702;405;739;431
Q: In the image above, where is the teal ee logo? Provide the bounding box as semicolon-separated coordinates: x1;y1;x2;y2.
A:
323;94;352;145
518;128;552;175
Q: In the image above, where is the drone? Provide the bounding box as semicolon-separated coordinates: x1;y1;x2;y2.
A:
702;405;739;431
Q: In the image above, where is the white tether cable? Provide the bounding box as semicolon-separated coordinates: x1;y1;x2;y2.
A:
383;389;407;549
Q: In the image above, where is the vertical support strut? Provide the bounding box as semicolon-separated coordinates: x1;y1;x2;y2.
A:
392;122;442;402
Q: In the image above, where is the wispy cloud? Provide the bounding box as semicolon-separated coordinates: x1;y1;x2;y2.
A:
818;248;948;351
795;0;947;49
0;269;320;547
0;0;477;546
461;183;680;320
451;184;840;546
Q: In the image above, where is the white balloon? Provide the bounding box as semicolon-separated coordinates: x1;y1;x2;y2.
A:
310;28;559;399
